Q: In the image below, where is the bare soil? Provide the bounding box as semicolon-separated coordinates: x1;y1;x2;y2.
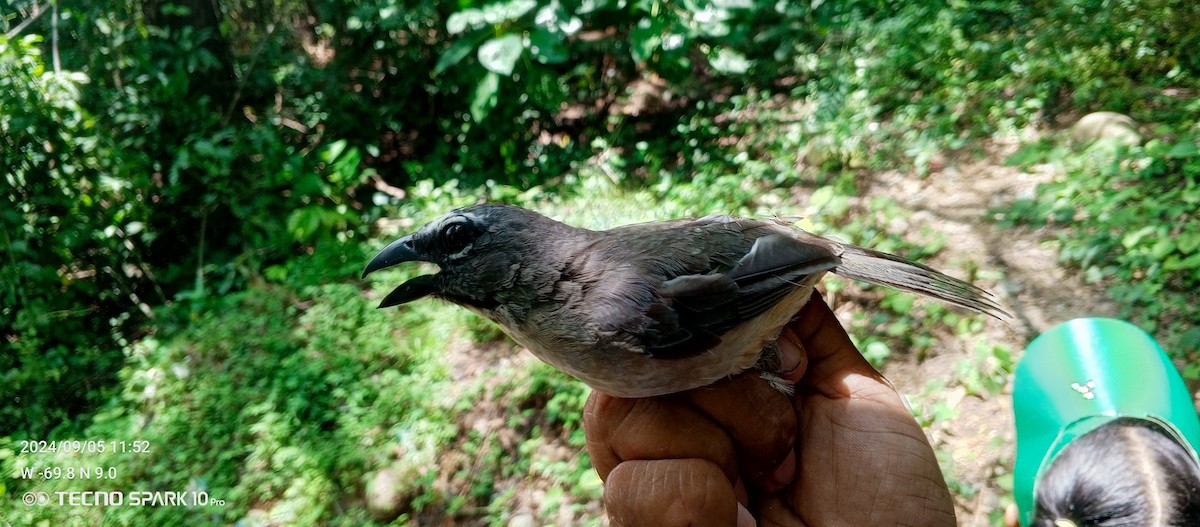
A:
862;137;1118;526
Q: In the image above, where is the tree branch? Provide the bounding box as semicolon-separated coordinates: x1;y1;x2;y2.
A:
5;0;54;40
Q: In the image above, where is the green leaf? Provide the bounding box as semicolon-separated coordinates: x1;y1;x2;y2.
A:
863;340;892;367
478;34;525;75
1164;253;1200;272
536;2;582;34
630;19;662;63
696;21;731;38
1152;238;1176;259
578;0;614;13
447;0;538;34
883;293;915;315
434;30;488;75
1004;141;1054;167
287;207;323;241
1167;141;1200;159
529;30;568;64
658;48;693;83
447;8;484;34
1179;328;1200;353
709;47;751;74
470;72;501;122
1122;225;1157;249
484;0;538;24
809;185;851;217
323;139;348;162
1177;232;1200;254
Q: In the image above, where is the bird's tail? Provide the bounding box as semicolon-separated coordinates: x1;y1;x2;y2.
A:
833;245;1010;320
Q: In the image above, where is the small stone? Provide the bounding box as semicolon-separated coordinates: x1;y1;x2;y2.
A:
365;464;420;522
1070;111;1141;147
508;512;537;527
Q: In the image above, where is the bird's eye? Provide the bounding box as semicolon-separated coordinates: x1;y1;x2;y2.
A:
440;222;473;253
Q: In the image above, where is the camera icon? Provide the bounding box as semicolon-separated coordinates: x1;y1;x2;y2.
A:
21;491;50;506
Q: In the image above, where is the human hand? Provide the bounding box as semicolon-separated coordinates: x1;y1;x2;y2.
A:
583;291;955;526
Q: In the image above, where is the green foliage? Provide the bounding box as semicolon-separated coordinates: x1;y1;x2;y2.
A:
908;379;961;429
989;471;1018;527
936;447;979;501
956;341;1017;398
433;0;770;120
2;2;374;438
997;132;1200;357
2;283;457;526
783;0;1200;170
488;362;602;520
2;33;128;438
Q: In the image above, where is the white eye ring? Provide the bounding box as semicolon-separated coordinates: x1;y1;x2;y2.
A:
440;220;475;259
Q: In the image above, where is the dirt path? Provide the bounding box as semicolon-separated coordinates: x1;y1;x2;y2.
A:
861;137;1118;526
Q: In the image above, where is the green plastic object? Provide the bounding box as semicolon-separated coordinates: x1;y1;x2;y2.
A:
1012;318;1200;526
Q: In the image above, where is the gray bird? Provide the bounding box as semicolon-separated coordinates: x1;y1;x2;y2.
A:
362;204;1008;398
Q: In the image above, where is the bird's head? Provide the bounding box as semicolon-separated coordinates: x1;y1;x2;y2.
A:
362;204;556;310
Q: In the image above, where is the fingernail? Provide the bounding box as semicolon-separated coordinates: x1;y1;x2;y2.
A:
772;449;796;487
737;503;757;527
777;329;807;382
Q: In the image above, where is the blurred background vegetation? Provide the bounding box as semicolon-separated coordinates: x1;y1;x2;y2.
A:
2;0;1199;524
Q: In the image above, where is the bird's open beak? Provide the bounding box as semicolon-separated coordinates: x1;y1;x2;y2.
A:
362;235;421;278
362;234;438;308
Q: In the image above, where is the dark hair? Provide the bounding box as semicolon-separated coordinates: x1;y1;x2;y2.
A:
1033;418;1200;527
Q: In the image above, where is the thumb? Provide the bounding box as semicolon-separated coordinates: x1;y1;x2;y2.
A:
604;458;754;527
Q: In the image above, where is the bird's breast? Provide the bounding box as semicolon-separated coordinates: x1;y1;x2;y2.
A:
492;274;823;398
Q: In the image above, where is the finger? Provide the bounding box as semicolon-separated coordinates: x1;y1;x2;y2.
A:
679;373;798;490
787;383;955;526
775;325;810;383
604;459;742;527
788;290;884;396
584;391;738;483
1004;503;1020;527
779;290;956;526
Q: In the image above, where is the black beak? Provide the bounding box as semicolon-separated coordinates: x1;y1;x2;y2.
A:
378;275;437;308
362;235;421;278
363;235;439;308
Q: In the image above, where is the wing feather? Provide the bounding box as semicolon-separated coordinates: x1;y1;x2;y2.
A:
641;234;840;358
832;244;1009;320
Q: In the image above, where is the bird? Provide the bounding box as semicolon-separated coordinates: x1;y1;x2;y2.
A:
362;204;1008;398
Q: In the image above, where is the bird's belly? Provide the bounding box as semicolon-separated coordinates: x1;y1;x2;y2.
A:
511;283;821;398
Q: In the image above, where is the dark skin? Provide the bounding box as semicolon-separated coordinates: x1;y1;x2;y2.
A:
584;292;956;526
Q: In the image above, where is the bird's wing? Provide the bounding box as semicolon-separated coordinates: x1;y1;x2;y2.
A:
639;234;841;359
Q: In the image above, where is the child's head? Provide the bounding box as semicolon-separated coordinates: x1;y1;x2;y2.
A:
1011;318;1200;527
1032;417;1200;527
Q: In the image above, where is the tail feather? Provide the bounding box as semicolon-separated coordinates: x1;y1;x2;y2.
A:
833;245;1010;320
